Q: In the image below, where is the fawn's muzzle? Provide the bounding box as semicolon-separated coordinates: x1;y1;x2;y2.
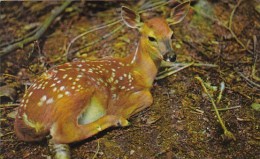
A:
161;39;177;62
164;52;176;62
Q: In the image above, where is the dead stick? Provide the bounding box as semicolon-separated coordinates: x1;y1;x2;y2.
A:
235;70;260;89
252;35;260;81
160;61;218;68
66;23;123;60
156;62;194;80
0;103;20;108
211;105;241;111
195;76;236;141
0;1;72;58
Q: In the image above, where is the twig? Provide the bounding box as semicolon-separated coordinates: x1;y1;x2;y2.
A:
252;35;260;81
211;105;241;111
160;61;218;68
67;24;124;60
195;76;236;141
65;18;122;58
0;103;20;108
138;0;169;13
0;1;72;57
227;0;250;53
0;26;40;48
156;62;194;80
92;139;100;159
0;132;14;138
1;73;19;79
189;106;204;114
235;69;260;89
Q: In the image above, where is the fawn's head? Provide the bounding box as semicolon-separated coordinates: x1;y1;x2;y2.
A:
121;2;190;63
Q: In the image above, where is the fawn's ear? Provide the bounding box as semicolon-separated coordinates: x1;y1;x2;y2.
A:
121;6;142;29
167;1;190;25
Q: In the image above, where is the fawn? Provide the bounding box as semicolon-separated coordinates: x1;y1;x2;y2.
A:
15;2;189;158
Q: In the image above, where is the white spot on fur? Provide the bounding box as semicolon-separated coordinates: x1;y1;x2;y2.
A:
40;95;47;102
57;94;63;99
107;77;114;83
28;92;33;97
114;80;118;84
77;74;83;78
46;98;54;104
60;86;65;91
88;69;93;73
53;87;57;92
65;91;71;96
63;74;68;79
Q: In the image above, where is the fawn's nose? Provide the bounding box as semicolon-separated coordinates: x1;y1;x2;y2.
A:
163;50;176;62
165;53;176;62
162;39;176;62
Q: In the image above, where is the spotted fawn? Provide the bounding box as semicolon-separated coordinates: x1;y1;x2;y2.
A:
15;2;190;158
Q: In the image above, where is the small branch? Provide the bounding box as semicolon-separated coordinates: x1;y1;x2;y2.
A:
227;0;250;53
211;105;241;112
195;76;236;141
0;1;72;58
252;35;260;81
92;139;100;159
66;24;124;60
65;18;122;59
0;132;14;138
156;62;194;80
0;103;20;108
189;106;204;114
0;26;40;48
160;61;218;68
138;0;169;13
235;69;260;89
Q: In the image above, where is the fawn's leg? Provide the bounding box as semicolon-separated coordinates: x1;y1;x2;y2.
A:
120;90;153;119
50;114;126;144
47;88;96;159
48;140;71;159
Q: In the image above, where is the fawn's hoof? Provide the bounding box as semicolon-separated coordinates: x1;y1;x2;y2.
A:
49;140;71;159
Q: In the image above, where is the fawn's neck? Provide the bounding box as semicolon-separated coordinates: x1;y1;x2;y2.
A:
126;36;162;86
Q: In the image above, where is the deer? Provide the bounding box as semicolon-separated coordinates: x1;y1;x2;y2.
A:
14;2;190;159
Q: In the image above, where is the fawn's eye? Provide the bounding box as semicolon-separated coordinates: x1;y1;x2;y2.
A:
148;36;156;42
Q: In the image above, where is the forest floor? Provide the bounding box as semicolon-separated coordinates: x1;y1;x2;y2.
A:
0;1;259;159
